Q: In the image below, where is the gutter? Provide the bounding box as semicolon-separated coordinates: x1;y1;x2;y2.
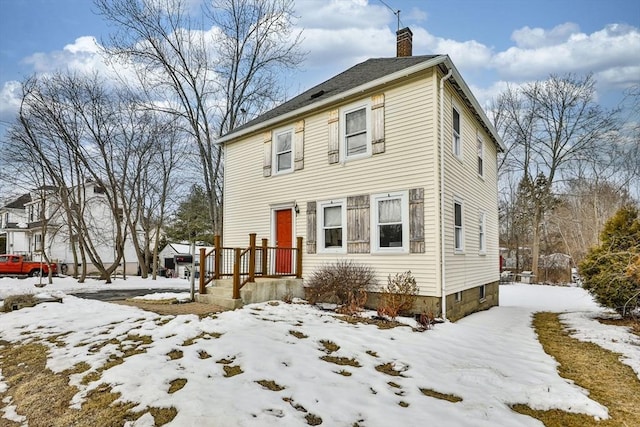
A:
439;67;453;321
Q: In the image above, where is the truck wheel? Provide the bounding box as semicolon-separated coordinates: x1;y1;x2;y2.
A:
30;269;42;277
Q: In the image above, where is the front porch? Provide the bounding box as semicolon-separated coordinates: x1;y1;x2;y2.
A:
195;234;304;309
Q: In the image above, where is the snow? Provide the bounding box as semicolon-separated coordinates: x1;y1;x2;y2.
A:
1;279;638;426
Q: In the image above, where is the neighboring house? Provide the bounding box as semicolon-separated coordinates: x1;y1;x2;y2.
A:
158;242;214;278
0;182;139;275
0;193;32;255
217;28;505;321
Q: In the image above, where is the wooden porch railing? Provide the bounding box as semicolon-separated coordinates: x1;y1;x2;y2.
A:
199;233;303;300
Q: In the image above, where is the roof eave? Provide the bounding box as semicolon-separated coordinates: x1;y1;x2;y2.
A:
218;55;449;144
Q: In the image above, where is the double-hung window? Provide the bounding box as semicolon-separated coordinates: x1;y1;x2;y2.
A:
478;211;486;254
452;106;462;158
454;200;464;252
318;199;346;253
342;103;371;160
274;128;293;174
477;133;484;177
372;191;409;253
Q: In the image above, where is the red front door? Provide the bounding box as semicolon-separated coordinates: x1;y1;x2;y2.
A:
275;209;293;274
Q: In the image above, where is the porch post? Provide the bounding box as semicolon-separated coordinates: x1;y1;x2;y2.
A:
296;236;303;278
248;233;256;283
261;238;268;276
233;248;241;299
214;235;221;279
199;248;206;295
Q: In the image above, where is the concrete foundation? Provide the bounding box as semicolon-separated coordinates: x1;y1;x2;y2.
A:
196;278;305;310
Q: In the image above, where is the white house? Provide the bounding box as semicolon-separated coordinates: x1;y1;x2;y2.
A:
215;29;505;320
0;182;139;276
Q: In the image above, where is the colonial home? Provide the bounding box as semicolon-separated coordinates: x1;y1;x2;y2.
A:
0;182;139;276
204;28;505;321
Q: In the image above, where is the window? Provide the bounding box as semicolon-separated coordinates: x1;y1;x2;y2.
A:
372;191;409;253
478;212;486;254
455;291;462;303
477;133;484;177
274;128;293;173
454;200;463;252
33;234;42;252
452;106;462;158
341;103;371;160
479;285;486;300
318;199;346;253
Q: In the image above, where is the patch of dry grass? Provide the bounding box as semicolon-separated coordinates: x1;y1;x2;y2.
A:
375;362;405;377
256;379;286;391
336;315;410;330
320;355;361;367
419;387;463;403
319;339;339;353
168;378;187;393
336;369;352;376
223;365;244;377
167;349;183;360
512;312;640;426
289;330;308;339
0;342;176;426
597;317;640;336
305;413;323;425
2;294;37;312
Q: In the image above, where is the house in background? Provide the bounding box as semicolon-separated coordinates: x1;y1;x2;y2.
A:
0;182;139;276
215;28;505;321
158;242;214;278
0;193;32;255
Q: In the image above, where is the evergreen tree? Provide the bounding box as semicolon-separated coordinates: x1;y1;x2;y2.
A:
165;185;215;244
579;205;640;317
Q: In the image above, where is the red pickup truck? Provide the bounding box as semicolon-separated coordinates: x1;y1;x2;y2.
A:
0;254;58;277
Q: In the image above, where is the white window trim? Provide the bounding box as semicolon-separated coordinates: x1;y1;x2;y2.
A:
371;190;409;254
317;198;347;254
272;126;294;175
454;198;464;253
478;211;486;255
455;291;462;303
477;132;484;178
479;284;486;301
452;103;462;160
340;101;372;162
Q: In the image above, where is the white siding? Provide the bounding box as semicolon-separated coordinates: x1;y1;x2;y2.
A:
225;72;441;295
440;84;500;295
224;68;500;297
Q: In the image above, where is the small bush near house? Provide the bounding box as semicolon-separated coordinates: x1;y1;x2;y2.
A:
579;205;640;318
377;271;419;319
306;260;376;311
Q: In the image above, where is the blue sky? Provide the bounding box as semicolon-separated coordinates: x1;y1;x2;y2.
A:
1;0;639;128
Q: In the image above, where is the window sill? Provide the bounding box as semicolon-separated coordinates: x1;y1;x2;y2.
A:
318;248;347;255
371;249;410;255
454;249;465;255
479;298;487;303
273;169;294;177
478;252;486;256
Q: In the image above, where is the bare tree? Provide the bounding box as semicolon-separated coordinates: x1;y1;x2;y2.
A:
94;0;304;235
493;73;620;278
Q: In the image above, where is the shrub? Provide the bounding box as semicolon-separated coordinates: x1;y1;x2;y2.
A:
579;205;640;317
306;260;376;311
377;271;419;319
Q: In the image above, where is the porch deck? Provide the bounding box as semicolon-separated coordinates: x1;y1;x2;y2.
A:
196;234;304;309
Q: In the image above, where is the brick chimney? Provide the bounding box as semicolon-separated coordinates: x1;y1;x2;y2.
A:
396;27;413;57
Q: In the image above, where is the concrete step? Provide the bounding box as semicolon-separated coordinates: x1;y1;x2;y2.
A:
205;287;234;298
196;293;243;310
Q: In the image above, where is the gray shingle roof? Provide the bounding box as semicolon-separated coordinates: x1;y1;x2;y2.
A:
4;193;31;209
224;55;442;138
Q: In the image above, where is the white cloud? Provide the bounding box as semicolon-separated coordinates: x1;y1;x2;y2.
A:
0;81;22;124
295;0;389;30
492;24;640;87
511;22;581;48
23;36;112;76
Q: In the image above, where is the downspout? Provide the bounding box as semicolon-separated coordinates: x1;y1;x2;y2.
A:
439;67;453;321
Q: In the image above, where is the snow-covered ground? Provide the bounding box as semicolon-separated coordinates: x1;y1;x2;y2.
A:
1;278;639;427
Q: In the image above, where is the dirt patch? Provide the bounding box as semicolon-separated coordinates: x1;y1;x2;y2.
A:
597;317;640;336
512;312;640;426
113;300;224;316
